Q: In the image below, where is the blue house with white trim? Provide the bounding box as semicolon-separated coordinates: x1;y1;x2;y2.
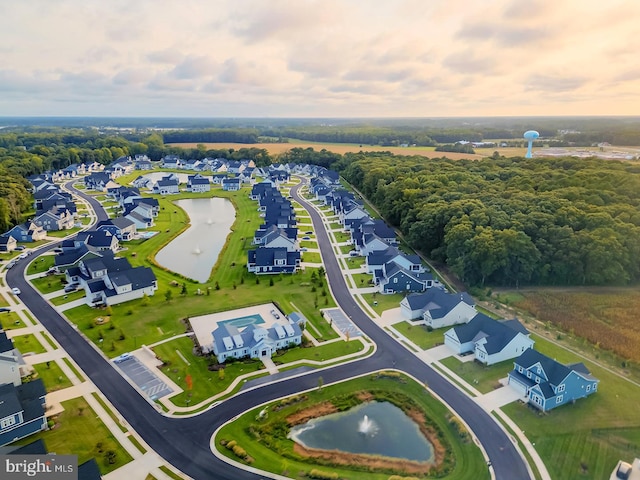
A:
508;349;599;412
0;380;47;447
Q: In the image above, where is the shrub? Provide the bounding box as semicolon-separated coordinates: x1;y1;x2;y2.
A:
231;445;247;459
308;469;339;480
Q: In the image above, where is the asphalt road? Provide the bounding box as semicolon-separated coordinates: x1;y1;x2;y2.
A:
3;179;531;479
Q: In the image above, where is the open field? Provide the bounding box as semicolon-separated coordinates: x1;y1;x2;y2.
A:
497;288;640;363
504;333;640;480
167;142;485;160
216;373;487;480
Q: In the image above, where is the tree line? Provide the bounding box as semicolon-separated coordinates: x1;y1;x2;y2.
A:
339;154;640;287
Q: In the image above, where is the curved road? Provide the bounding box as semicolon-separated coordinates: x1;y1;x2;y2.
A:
4;179;531;480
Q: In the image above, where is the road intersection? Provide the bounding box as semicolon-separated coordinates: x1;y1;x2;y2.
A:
2;178;533;479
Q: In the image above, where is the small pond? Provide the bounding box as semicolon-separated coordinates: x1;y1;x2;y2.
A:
155;198;235;283
288;401;434;462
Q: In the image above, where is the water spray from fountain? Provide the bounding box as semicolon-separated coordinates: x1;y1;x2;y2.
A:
358;415;378;436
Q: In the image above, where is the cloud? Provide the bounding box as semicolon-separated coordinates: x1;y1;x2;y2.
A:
525;73;588;92
442;50;497;75
169;56;218;80
147;49;184;65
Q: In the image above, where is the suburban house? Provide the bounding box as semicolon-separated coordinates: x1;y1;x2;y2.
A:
247;247;301;274
507;349;599;411
67;253;158;307
74;230;120;253
0;332;23;387
209;320;302;363
444;314;534;365
84;172;112;191
131;176;151;189
400;289;476;326
0;235;17;252
161;155;182;169
124;204;155;229
187;174;211;193
0;380;47;447
153;176;180;195
374;261;434;294
32;207;75;231
3;222;46;243
54;245;105;272
222;178;241;191
95;217;137;241
259;229;298;252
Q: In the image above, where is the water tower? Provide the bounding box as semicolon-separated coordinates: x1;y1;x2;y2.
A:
524;130;539;158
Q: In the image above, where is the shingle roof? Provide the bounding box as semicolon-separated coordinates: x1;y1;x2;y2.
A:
453;314;529;354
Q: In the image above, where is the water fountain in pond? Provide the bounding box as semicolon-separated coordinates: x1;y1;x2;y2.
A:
358;415;378;436
206;218;213;225
193;245;202;255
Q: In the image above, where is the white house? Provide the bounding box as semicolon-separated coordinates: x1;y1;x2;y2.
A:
444;314;534;365
400;289;476;328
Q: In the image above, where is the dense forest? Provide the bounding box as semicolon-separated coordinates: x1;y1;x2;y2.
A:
339;154;640;287
4;125;640;288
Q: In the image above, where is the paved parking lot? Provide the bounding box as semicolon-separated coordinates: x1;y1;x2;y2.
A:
323;308;362;337
115;356;173;400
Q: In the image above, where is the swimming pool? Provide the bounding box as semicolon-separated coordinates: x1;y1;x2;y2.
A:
219;314;266;328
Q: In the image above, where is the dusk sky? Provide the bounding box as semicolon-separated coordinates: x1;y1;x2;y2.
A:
1;0;639;117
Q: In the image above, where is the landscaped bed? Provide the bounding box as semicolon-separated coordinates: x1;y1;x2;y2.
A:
216;372;487;480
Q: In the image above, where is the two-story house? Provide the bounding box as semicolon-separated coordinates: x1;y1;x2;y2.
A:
508;349;599;411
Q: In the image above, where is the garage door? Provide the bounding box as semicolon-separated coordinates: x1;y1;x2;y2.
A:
508;374;529;396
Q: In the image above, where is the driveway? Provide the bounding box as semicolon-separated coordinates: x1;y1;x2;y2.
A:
476;384;525;411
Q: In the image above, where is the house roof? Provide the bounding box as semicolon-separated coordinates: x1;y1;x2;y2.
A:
0;383;23;421
6;439;47;455
514;349;593;386
452;314;529;354
55;245;101;267
0;331;14;354
403;288;474;312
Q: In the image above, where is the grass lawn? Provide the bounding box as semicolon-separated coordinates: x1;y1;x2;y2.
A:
361;292;404;315
216;373;488;480
392;322;447;349
0;312;25;330
333;231;351;243
301;251;321;263
47;227;82;238
27;255;56;275
30;275;67;295
274;339;365;364
351;272;374;287
299;240;317;249
14;397;133;475
50;289;86;306
151;337;268;407
440;357;513;394
503;333;640;480
339;244;355;254
346;257;366;269
12;334;47;355
32;361;73;392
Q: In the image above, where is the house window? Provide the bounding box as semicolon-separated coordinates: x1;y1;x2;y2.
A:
593;383;597;391
586;385;591;393
1;416;16;428
535;377;540;383
518;366;524;373
556;395;563;404
527;371;532;379
557;384;565;393
393;278;398;283
536;366;541;374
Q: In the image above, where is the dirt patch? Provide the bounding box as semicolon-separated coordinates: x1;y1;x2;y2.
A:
286;402;338;426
